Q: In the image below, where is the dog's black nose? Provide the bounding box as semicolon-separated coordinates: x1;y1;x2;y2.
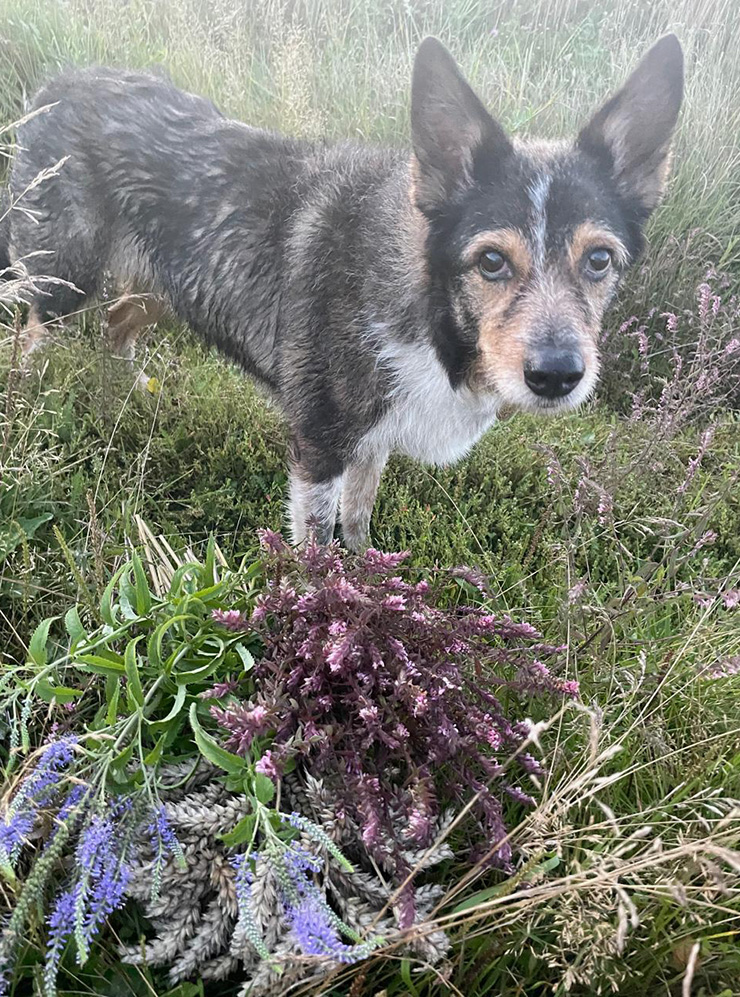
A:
524;348;585;399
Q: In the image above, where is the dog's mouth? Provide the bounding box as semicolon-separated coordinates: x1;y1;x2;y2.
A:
473;366;598;416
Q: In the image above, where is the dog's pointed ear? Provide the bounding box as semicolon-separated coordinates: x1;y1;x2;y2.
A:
578;34;684;217
411;37;512;215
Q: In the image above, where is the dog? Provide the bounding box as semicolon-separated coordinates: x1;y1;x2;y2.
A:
0;35;683;548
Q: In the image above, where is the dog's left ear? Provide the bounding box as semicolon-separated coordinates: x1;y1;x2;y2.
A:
578;34;684;217
411;37;512;215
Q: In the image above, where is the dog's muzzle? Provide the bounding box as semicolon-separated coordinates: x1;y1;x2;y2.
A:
523;346;585;400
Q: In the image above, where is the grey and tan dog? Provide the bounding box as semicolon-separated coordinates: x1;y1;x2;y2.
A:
0;36;683;547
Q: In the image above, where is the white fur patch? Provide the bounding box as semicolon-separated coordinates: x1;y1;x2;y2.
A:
356;328;499;466
288;474;342;544
528;172;552;271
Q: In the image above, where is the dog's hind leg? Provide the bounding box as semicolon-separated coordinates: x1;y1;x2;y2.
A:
340;454;387;551
20;304;50;359
107;292;167;359
107;291;168;388
288;467;343;546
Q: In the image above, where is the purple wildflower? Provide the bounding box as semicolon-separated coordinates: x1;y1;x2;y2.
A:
199;676;240;700
450;565;491;595
254;750;281;781
148;805;184;862
210;701;274;754
678;426;716;495
567;579;587;604
703;656;740;680
698;282;712;321
288;894;376;963
215;536;567;876
44;888;76;993
722;590;739;609
0;736;77;871
211;608;250;631
690;530;717;556
72;812;132;962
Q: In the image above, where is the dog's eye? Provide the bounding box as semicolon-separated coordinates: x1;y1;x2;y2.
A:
585;248;612;278
478;250;510;281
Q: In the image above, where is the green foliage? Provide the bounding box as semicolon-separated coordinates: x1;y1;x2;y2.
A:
1;539;261;795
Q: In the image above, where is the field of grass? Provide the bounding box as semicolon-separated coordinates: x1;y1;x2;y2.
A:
1;1;740;995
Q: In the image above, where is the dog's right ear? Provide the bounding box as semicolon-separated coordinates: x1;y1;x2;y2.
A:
411;37;511;215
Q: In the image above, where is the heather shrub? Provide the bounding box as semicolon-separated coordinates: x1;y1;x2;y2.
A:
600;269;740;415
213;531;576;882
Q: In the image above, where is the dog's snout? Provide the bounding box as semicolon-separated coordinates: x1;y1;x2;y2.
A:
523;347;585;399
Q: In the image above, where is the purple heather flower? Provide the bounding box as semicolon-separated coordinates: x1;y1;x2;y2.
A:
662;311;679;333
723;589;740;609
690;530;718;556
255;750;280;781
698;282;712;321
362;548;409;572
257;527;287;554
450;565;491;595
214;533;569;871
704;656;740;680
199;676;240;700
567;579;588;604
211;608;250;631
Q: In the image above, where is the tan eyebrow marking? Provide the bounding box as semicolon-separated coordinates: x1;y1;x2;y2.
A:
568;221;630;270
462;228;533;280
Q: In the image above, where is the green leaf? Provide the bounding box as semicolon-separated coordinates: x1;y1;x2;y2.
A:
109;741;135;772
106;677;121;725
204;535;217;588
118;569;139;621
34;679;82;705
74;654;125;677
100;563;128;627
131;550;153;615
144;733;167;767
147;684;187;731
27;616;58;668
451;883;508;914
188;703;245;775
168;562;203;599
253;772;275;804
147;615;193;674
64;606;87;645
232;642;254;672
124;637;145;708
220;812;256;847
400;959;420;997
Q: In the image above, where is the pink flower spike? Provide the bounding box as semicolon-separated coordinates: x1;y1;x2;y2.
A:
255;750;281;781
211;608;249;631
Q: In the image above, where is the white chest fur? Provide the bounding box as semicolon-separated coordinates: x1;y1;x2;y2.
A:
356;335;499;466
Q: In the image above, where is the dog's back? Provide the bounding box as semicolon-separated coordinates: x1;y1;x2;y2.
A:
8;67;317;386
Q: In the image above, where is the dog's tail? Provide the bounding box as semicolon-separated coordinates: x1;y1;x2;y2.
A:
0;187;12;279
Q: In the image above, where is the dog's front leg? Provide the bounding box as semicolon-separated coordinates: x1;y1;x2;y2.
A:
288;468;343;546
340;454;387;551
